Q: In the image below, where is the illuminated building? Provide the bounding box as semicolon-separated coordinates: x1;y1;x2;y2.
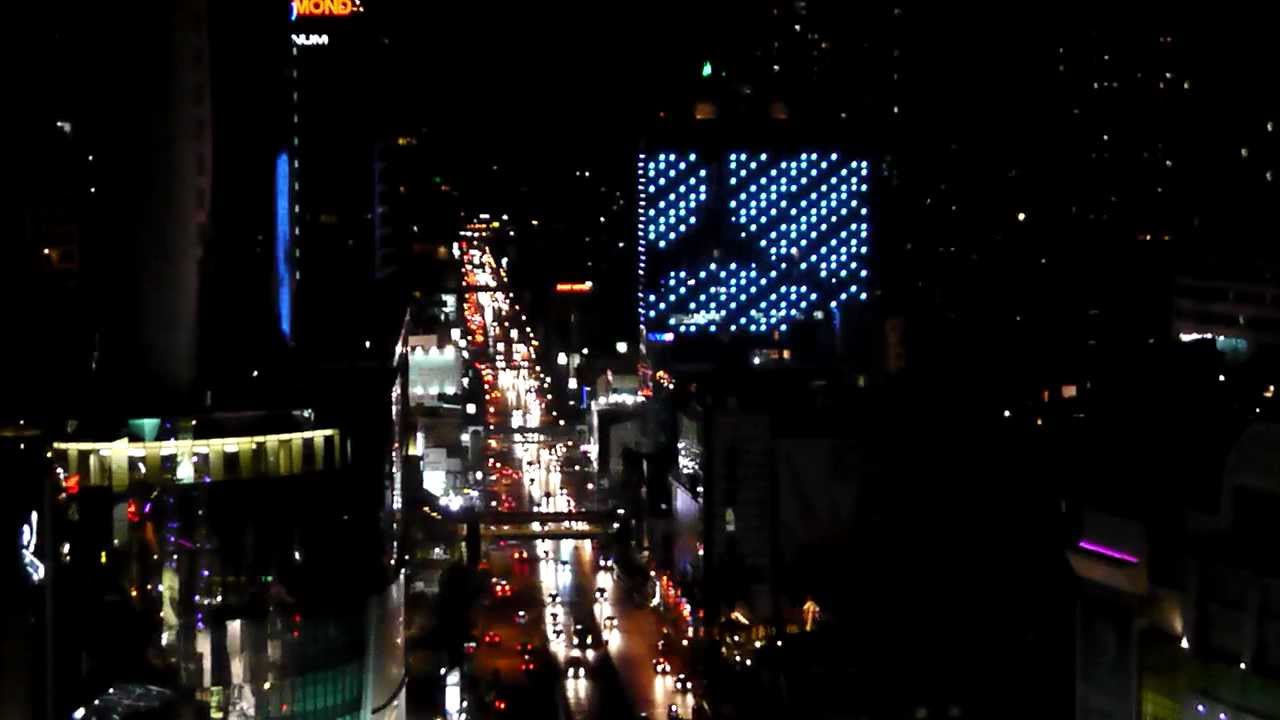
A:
35;410;406;720
282;0;385;358
1173;270;1280;354
636;148;872;365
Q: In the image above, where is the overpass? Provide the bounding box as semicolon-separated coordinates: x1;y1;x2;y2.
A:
479;525;606;540
447;508;621;546
457;509;619;526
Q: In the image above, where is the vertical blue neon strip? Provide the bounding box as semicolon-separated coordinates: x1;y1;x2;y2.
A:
275;151;293;343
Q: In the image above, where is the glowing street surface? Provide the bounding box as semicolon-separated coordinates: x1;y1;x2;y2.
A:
455;236;696;719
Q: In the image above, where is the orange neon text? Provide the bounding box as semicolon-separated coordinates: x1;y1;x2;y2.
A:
293;0;355;17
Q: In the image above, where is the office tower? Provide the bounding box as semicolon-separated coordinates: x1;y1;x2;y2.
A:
281;0;386;360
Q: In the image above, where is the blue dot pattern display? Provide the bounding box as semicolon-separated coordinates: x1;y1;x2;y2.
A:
637;151;870;336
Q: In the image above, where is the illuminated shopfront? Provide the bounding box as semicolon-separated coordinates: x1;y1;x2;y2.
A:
52;428;342;491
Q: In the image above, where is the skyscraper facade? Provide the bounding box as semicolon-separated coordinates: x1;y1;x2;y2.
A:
281;0;387;360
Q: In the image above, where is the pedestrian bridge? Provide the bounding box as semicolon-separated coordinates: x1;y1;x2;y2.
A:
466;509;618;525
479;525;607;540
450;508;620;539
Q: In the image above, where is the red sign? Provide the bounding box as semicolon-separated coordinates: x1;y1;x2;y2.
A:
555;281;593;294
63;473;81;495
126;499;140;524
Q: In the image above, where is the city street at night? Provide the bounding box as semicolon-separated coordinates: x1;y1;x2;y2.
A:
14;4;1280;720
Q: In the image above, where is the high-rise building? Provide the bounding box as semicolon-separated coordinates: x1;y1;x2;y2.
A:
640;2;952;375
280;0;389;361
31;0;216;405
8;7;410;719
373;132;464;313
7;11;95;418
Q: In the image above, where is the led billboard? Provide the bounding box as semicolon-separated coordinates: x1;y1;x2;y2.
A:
637;151;871;338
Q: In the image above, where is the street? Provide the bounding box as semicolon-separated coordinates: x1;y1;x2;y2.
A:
456;236;700;720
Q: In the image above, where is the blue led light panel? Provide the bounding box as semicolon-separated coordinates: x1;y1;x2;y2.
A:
637;151;870;336
275;151;293;343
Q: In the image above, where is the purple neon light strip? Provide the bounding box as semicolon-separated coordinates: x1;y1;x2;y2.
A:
1077;540;1139;564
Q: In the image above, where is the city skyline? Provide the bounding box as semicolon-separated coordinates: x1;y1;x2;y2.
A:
9;3;1280;720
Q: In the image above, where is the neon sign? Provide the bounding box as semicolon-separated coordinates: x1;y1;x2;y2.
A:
275;152;292;343
1076;539;1139;564
291;34;330;46
291;0;359;19
21;511;45;584
555;281;593;294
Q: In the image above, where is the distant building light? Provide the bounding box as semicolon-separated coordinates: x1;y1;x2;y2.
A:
55;120;72;135
1016;211;1027;222
615;341;629;354
701;60;713;78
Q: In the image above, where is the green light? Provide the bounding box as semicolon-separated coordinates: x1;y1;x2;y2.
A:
701;60;712;78
127;418;161;441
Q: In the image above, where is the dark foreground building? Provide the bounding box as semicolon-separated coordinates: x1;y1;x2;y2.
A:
14;406;406;720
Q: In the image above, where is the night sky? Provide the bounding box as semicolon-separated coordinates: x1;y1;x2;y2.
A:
380;0;699;166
